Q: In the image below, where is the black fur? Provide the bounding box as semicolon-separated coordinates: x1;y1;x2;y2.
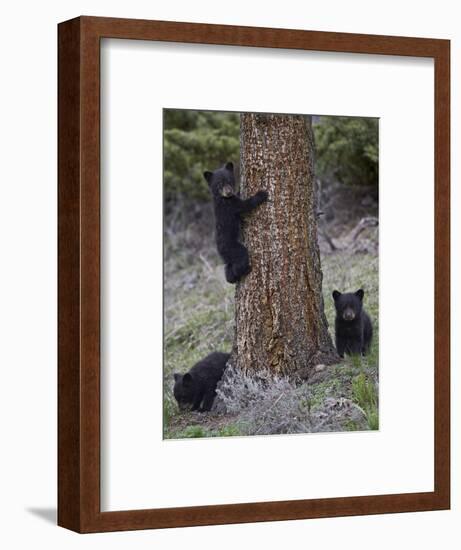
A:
204;162;268;283
173;352;229;412
332;289;373;358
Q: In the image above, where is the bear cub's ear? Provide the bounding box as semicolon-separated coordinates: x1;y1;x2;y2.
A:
355;289;364;300
173;373;181;382
203;171;213;183
225;162;234;172
182;373;193;386
332;290;341;300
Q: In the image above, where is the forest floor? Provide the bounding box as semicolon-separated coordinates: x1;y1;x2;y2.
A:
163;184;379;439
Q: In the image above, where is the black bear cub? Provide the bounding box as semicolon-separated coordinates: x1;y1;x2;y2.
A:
173;352;229;412
204;162;268;283
332;289;373;358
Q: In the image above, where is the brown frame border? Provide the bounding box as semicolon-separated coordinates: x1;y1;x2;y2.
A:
58;16;450;533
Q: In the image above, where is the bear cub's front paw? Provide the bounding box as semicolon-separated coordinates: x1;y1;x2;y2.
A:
256;190;269;203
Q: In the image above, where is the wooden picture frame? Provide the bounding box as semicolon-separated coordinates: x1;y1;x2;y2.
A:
58;16;450;533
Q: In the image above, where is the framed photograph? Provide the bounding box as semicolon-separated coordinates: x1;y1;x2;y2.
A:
58;16;450;533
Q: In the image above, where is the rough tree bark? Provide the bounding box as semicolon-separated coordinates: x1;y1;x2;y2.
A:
232;113;338;377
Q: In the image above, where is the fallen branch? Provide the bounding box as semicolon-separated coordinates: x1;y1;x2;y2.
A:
319;216;379;253
346;217;379;248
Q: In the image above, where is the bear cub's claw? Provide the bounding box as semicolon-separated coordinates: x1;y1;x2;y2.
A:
256;190;269;202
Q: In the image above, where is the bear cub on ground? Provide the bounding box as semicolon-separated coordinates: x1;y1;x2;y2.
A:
332;289;373;357
173;351;229;412
204;162;268;283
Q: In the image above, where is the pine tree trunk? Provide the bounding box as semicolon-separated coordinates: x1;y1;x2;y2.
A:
232;113;338;376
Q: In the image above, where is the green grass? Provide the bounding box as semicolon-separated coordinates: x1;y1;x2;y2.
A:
163;233;235;434
352;373;379;430
168;422;243;440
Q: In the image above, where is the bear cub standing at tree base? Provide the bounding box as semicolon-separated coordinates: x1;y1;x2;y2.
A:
173;352;229;412
332;289;373;357
204;162;268;283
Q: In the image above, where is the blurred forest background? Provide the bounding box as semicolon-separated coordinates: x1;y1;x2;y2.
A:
163;110;379;439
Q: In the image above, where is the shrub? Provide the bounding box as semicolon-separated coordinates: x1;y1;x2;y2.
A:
163;111;378;203
314;116;379;188
164;110;240;203
215;365;369;435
